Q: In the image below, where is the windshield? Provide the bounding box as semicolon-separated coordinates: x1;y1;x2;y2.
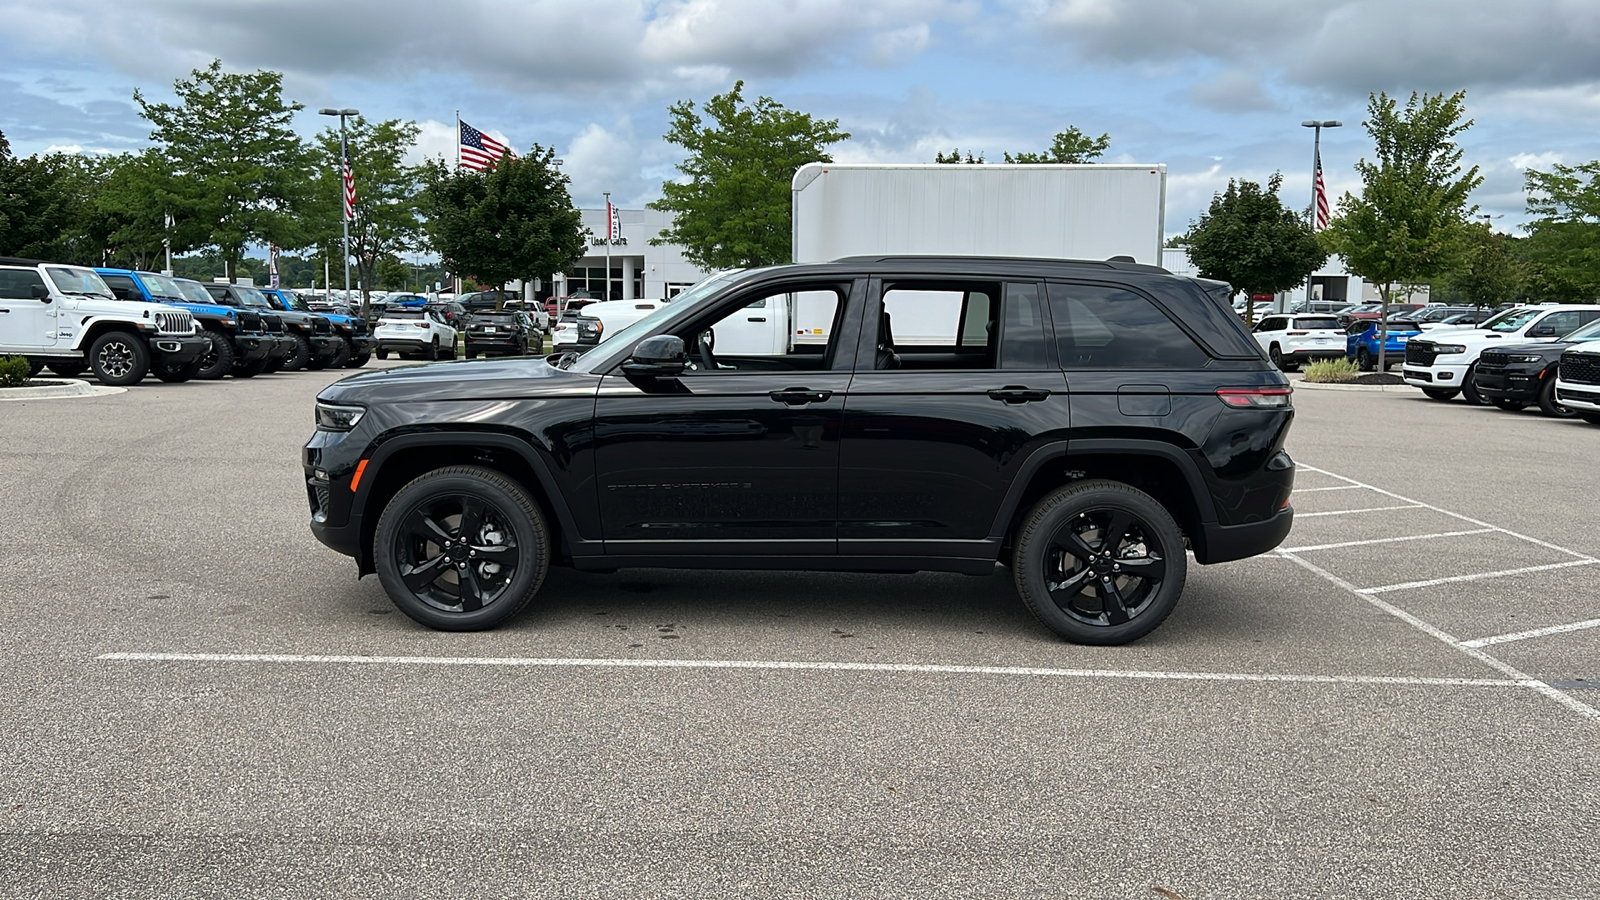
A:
235;286;272;309
1483;308;1541;333
175;280;215;304
1561;319;1600;342
277;289;311;311
1292;317;1341;330
139;273;187;302
46;266;114;298
578;270;745;357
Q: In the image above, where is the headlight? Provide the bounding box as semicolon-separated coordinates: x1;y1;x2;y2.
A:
1434;344;1467;354
315;402;366;431
1507;354;1544;364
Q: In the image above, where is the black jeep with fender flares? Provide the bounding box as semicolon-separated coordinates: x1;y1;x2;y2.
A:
304;256;1296;644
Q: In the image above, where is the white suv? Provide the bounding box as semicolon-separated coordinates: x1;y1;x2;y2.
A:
1554;340;1600;424
1403;305;1600;404
0;257;206;385
1251;313;1346;371
373;308;458;360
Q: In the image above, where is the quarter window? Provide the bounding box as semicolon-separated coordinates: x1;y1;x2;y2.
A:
1047;282;1210;369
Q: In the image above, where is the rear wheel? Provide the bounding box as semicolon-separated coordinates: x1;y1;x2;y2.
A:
26;358;46;378
1268;344;1297;372
1012;480;1187;645
373;465;552;631
1355;347;1374;371
88;331;149;386
1422;388;1460;401
347;352;370;368
375;347;389;360
1537;375;1576;418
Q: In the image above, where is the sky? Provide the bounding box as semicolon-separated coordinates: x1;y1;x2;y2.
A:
3;0;1598;242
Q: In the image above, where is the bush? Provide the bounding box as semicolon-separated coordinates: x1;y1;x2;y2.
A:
1302;358;1361;383
0;356;32;388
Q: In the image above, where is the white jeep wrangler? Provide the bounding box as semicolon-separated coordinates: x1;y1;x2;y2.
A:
0;257;207;386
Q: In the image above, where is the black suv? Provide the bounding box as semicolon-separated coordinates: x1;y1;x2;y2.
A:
304;257;1296;644
1472;318;1600;418
463;309;533;358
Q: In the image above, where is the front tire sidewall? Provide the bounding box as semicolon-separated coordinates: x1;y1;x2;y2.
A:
1537;375;1576;418
1012;480;1188;646
374;466;552;631
1461;365;1489;406
88;332;150;386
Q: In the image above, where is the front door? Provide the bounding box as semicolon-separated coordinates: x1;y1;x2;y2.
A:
592;278;860;556
0;268;58;351
838;278;1067;558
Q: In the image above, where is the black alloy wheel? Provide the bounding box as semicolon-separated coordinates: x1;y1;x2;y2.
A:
1537;375;1576;418
88;331;149;386
1356;347;1375;372
284;333;312;372
1013;480;1187;645
374;466;551;631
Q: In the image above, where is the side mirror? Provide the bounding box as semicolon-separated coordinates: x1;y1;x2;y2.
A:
622;335;687;377
1530;325;1556;337
30;284;51;302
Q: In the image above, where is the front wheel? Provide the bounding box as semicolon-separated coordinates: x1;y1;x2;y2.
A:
1012;480;1188;645
195;331;234;380
375;347;389;360
88;331;150;386
373;465;552;631
1537;376;1576;418
347;352;370;369
1421;388;1460;401
1461;365;1490;406
283;333;311;372
154;358;202;383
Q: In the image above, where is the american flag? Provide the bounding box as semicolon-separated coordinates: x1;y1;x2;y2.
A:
460;120;514;171
342;150;356;221
1313;146;1329;230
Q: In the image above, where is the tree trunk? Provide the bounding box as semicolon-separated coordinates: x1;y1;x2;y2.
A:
1375;283;1392;372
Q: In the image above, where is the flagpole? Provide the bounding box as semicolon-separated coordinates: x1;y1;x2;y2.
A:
603;191;612;303
455;110;461;172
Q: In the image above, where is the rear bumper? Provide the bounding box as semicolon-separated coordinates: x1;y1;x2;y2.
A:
1283;349;1345;363
376;338;434;355
466;335;526;352
1195;506;1294;565
149;334;209;365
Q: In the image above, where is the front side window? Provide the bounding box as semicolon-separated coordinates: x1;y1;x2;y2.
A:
1047;282;1210;369
0;268;47;300
684;283;848;370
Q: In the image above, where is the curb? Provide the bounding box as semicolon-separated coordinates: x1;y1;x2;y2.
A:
1294;380;1415;393
0;379;127;401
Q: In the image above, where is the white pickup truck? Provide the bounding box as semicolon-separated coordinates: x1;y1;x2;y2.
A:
1403;304;1600;404
1554;340;1600;424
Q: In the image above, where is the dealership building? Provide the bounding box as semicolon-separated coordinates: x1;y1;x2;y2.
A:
539;206;712;303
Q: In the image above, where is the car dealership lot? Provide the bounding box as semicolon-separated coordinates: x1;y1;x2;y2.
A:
1;369;1596;898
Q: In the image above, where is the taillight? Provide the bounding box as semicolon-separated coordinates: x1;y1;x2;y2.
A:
1217;386;1293;408
1288;330;1309;335
414;322;428;328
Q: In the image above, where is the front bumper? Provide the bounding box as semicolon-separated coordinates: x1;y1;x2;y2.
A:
1555;381;1600;411
309;334;342;360
340;333;374;354
1403;363;1469;387
230;333;273;362
149;334;209;365
1472;368;1543;402
266;335;296;360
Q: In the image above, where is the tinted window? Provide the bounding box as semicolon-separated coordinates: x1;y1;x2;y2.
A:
0;268;46;300
100;274;139;295
1047;282;1210;369
1000;282;1050;370
1293;317;1341;330
1540;311;1583;335
876;281;1000;370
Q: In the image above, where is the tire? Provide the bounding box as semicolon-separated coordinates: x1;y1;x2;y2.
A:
327;336;352;369
1355;347;1374;372
283;333;311;372
1489;398;1527;411
195;331;235;380
373;465;551;631
154;358;202;383
1422;388;1460;401
347;352;370;369
1268;344;1297;373
1537;374;1577;419
87;331;150;386
262;355;284;374
375;347;389;360
1012;480;1188;646
1461;365;1490;406
47;361;86;378
232;357;269;378
430;337;441;361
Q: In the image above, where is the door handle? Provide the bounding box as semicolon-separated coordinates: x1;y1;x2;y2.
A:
747;316;767;322
770;387;832;405
987;387;1051;404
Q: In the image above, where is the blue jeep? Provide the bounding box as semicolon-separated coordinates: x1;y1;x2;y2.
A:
95;268;277;380
1346;319;1422;371
262;288;372;368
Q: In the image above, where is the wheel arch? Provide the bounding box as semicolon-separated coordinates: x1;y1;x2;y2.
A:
76;320;148;353
353;431;581;576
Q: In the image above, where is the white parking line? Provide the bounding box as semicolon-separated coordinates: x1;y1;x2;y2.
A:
1294;485;1367;493
1295;504;1425;518
1281;529;1496;553
96;652;1527;688
1360;559;1600;595
1460;618;1600;649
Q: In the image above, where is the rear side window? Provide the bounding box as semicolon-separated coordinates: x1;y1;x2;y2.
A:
1000;282;1051;370
0;268;47;300
1047;282;1210;369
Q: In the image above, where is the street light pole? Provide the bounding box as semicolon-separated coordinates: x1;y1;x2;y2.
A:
603;191;612;303
1300;119;1341;314
318;107;360;303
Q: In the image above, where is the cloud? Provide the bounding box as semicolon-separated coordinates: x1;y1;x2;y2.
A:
562;118;653;208
1187;69;1279;113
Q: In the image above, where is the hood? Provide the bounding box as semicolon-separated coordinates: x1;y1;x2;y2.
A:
164;300;238;320
318;355;597;405
1484;341;1569;359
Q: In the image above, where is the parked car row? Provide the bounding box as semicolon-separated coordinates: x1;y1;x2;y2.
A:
0;257;372;386
370;305;548;360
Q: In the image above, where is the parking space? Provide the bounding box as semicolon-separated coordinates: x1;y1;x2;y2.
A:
1;368;1597;897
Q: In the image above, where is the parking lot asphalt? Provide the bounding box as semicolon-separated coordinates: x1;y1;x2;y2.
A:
1;366;1596;899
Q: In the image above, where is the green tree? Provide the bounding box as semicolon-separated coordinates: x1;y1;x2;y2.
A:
934;148;984;164
650;81;850;268
420;145;586;295
1438;223;1520;308
1320;91;1483;369
135;60;315;280
0;135;98;262
1004;127;1110;164
310;117;426;311
1520;161;1600;302
1186;174;1327;328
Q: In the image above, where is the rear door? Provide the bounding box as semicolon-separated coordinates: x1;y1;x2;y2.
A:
0;267;57;351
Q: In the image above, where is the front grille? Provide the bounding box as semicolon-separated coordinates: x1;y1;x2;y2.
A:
262;314;285;334
1559;353;1600;386
237;310;263;332
350;319;367;335
1477;352;1507;373
154;311;195;335
1406;342;1438;367
311;317;332;335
